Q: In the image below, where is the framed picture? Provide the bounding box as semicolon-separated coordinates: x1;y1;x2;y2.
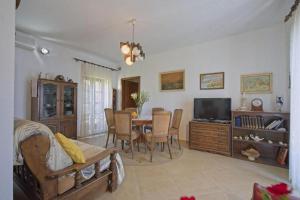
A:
241;73;272;93
160;70;185;91
200;72;224;90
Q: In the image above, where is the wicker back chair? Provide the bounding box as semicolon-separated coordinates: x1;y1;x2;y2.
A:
114;111;140;158
124;107;137;113
104;108;116;148
169;109;183;149
145;111;172;162
152;107;164;114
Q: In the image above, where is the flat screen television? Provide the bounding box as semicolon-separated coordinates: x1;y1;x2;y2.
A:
194;98;231;121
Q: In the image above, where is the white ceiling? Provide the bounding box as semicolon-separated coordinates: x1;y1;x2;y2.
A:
16;0;292;64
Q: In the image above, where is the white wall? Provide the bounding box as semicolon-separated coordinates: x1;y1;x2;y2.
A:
118;24;290;141
0;0;14;199
15;32;119;135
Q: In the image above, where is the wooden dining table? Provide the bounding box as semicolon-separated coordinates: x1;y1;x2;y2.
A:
132;118;152;126
132;117;152;134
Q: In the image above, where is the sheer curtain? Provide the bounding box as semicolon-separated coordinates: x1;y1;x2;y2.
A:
79;62;112;137
290;8;300;192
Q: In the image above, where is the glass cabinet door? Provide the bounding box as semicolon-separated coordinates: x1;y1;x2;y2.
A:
41;83;59;119
62;85;76;117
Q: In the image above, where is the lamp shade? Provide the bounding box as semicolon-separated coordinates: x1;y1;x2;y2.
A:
132;43;141;56
125;56;134;66
120;42;130;55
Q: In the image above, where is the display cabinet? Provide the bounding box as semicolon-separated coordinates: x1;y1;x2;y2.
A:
32;79;77;139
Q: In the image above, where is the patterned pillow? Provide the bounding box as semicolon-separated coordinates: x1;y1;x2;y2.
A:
252;183;300;200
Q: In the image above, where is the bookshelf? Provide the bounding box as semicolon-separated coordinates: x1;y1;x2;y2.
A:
231;111;290;168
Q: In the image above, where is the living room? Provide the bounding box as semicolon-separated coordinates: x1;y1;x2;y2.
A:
1;0;300;200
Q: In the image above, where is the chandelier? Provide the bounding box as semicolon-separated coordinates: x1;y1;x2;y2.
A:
120;19;145;66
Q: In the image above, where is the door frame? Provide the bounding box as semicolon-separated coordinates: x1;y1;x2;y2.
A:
121;76;141;110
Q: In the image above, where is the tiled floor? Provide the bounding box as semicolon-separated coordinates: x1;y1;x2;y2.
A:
81;135;288;200
14;135;289;200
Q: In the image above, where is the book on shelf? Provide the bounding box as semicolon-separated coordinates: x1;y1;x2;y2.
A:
234;115;284;131
235;116;241;127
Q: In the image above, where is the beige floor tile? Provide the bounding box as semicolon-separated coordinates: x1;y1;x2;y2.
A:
14;135;289;200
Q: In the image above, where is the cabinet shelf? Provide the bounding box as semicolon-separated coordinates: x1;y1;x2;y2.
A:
231;111;290;168
232;153;288;168
232;139;288;148
232;126;288;134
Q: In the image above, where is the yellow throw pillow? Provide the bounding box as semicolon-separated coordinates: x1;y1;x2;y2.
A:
55;132;86;164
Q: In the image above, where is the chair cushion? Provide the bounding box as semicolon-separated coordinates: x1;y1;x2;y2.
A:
117;131;140;140
144;132;167;142
55;133;86;164
131;131;140;140
169;128;178;135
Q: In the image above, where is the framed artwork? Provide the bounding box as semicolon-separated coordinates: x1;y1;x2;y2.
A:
160;70;185;91
200;72;224;90
241;73;272;93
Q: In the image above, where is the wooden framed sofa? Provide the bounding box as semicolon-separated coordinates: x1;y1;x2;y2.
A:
14;134;119;200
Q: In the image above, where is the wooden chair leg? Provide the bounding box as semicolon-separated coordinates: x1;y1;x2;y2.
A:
130;140;134;159
114;137;117;147
105;133;110;148
177;134;181;150
113;134;116;143
137;140;140;152
167;141;173;160
121;140;124;150
161;142;164;152
145;141;148;153
148;142;154;162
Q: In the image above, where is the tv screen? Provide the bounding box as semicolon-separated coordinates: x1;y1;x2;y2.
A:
194;98;231;121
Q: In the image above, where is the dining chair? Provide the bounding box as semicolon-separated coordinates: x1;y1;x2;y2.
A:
114;111;140;159
144;111;172;162
144;107;165;132
124;107;137;113
104;108;116;148
169;109;183;150
152;107;164;113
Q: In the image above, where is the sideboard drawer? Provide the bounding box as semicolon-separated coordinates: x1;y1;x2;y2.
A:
189;121;231;156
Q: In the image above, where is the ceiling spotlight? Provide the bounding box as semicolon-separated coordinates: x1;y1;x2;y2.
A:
40;47;50;55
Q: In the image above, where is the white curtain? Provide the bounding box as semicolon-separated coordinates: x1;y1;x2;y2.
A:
290;8;300;192
79;62;112;137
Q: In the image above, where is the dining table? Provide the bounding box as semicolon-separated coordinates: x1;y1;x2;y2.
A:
132;116;152;133
132;117;152;126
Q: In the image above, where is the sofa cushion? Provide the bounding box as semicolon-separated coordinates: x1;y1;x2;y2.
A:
55;133;86;164
73;140;106;160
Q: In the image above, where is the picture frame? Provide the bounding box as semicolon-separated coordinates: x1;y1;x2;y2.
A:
200;72;224;90
160;70;185;91
240;73;272;93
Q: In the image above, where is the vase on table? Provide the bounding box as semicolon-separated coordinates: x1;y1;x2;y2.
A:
137;106;142;118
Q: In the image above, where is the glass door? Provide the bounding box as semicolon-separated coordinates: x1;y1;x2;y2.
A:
62;84;76;117
40;82;59;119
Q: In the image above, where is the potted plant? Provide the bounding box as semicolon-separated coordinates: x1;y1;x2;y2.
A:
131;91;150;117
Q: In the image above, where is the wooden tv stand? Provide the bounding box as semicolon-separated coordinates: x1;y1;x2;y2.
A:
189;120;231;156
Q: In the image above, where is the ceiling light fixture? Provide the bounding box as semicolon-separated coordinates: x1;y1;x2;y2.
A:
40;47;50;55
120;19;145;66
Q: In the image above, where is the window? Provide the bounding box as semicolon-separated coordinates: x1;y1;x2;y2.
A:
81;77;110;136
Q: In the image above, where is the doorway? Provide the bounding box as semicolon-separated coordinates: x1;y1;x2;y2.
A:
121;76;140;110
